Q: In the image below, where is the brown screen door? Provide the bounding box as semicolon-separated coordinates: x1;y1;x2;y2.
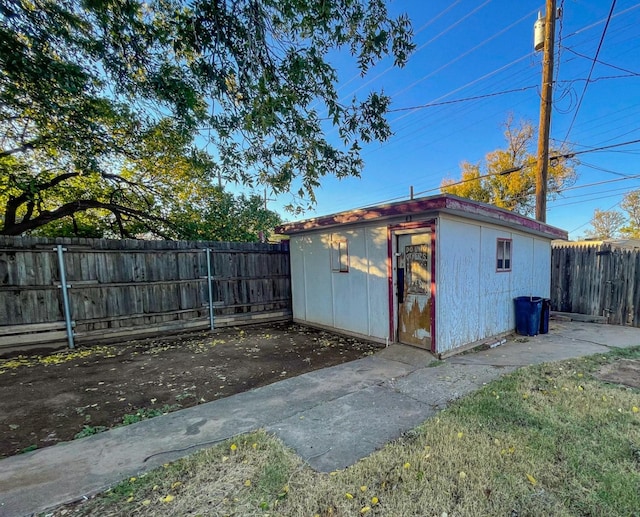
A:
397;232;432;349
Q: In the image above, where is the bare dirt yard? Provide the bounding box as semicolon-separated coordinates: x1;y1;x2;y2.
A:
0;322;382;459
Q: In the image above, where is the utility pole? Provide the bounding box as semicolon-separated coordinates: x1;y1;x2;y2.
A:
534;0;556;223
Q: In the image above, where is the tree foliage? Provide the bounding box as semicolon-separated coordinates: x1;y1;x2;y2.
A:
441;118;577;216
167;188;282;242
620;189;640;238
585;209;626;240
583;189;640;241
0;0;414;236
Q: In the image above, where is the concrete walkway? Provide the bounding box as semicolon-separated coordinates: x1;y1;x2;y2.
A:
1;321;639;517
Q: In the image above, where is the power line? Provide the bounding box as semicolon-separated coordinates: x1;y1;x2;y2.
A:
551;184;635;203
567;200;622;234
562;2;639;40
561;0;618;145
337;0;465;101
580;160;637;178
391;7;538;100
372;137;640;205
561;45;640;76
559;172;640;193
561;138;640;158
386;86;538;113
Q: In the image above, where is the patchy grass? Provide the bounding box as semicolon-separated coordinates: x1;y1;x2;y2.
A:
53;347;640;517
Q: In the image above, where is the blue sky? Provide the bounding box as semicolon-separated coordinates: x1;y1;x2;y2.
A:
266;0;640;239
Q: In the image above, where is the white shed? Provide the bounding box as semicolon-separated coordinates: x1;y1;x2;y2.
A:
277;194;567;357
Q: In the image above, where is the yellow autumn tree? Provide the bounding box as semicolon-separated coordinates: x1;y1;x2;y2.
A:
441;117;577;216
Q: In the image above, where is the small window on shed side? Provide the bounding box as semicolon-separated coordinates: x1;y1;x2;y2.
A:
497;238;512;272
331;239;349;272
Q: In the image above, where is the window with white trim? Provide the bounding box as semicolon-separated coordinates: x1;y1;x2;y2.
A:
331;239;349;272
496;238;512;272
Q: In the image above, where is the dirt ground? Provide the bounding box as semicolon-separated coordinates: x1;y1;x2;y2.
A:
0;322;383;459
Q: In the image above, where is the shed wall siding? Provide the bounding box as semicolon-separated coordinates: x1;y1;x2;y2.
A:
533;238;551;298
365;226;392;339
290;236;307;322
436;218;482;351
436;215;551;353
290;225;389;341
479;225;513;341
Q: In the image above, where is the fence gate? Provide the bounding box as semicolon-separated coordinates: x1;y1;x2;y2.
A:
551;243;640;327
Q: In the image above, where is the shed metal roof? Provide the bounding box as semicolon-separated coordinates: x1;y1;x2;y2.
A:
277;194;567;240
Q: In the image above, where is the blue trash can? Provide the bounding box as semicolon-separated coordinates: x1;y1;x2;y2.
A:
514;296;543;336
540;298;551;334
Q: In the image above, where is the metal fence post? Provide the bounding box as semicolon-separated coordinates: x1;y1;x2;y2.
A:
55;245;75;349
205;248;215;330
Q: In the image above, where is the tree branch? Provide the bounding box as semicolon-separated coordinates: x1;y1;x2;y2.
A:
0;139;41;158
0;200;167;236
3;172;81;226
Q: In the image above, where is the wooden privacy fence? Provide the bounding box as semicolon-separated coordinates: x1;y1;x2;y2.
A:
551;243;640;327
0;236;291;353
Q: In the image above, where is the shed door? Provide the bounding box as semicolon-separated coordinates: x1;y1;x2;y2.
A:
397;233;432;349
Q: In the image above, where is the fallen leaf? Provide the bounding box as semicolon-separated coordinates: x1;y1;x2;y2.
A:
230;444;237;451
361;506;371;514
142;499;151;506
633;406;639;413
161;495;175;503
371;496;379;505
360;485;367;492
457;432;464;439
526;474;537;486
403;462;411;469
345;493;354;499
244;479;252;487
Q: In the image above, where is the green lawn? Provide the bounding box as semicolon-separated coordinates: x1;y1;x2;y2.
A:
53;347;640;517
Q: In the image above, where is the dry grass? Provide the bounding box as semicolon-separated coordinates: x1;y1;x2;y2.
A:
52;347;640;517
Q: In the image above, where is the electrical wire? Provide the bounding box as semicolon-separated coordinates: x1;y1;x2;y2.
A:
561;45;640;76
560;0;618;145
337;0;465;100
391;7;539;100
385;86;538;114
567;200;621;234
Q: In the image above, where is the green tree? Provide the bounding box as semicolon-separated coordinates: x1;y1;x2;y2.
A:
620;189;640;238
585;209;625;240
441;117;577;216
0;0;414;237
168;188;282;242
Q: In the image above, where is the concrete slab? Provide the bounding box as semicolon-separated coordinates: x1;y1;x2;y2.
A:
448;322;640;367
390;363;516;407
549;321;640;349
268;385;433;472
375;343;436;368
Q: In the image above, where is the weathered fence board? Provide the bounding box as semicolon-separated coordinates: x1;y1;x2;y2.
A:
551;243;640;327
0;236;291;351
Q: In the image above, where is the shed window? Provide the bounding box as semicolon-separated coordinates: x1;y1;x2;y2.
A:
331;240;349;272
497;239;512;272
